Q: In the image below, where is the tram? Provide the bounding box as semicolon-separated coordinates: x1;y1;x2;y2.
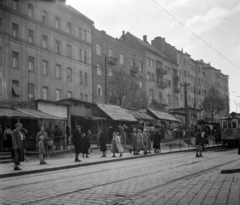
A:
220;112;240;146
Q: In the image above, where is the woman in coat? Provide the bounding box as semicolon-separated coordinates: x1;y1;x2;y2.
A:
142;129;149;155
72;125;82;162
153;126;161;153
136;129;144;155
195;128;203;157
130;128;138;155
99;131;107;157
81;133;90;158
111;132;123;157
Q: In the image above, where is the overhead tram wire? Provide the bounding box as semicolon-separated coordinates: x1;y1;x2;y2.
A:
152;0;240;71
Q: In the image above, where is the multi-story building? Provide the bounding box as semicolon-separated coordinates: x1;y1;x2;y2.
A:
120;33;179;110
202;61;229;121
0;0;93;104
92;29;145;105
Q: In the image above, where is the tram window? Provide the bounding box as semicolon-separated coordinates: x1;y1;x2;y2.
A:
228;121;232;129
223;121;227;128
232;121;237;128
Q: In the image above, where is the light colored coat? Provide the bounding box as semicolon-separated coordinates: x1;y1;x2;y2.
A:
111;134;123;153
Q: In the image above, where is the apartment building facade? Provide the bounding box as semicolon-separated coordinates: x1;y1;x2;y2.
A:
120;33;180;111
0;0;93;104
92;28;145;105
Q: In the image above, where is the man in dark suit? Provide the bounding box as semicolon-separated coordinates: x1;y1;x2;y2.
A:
12;123;28;170
72;125;82;162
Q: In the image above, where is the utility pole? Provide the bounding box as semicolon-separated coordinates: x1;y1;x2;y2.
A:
181;82;190;135
105;55;108;104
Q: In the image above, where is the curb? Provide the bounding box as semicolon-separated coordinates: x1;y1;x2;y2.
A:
221;168;240;174
0;145;222;179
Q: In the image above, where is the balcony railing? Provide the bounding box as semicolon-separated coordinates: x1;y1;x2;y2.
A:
173;75;180;81
156;67;167;76
130;66;138;74
107;57;117;66
174;87;181;93
157;81;168;89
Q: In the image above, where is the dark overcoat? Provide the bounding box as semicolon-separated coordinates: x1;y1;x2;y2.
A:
72;129;82;154
82;135;90;154
153;131;161;149
195;132;202;146
12;129;27;162
99;133;107;152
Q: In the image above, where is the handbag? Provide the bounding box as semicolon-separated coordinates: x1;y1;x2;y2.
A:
196;145;203;151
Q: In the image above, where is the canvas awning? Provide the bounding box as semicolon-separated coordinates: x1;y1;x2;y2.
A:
97;104;137;122
127;110;155;121
147;108;181;122
15;108;66;120
0;108;35;119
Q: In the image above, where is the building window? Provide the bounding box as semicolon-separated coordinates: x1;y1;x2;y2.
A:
180;94;182;101
56;89;61;101
79;49;82;62
79;27;82;39
79;71;82;84
42;35;48;48
184;59;186;65
42;60;48;75
55;17;60;29
55;40;61;54
139;77;143;88
12;52;18;69
28;56;34;71
85;94;88;102
159;92;162;103
42;11;47;24
13;0;18;10
147;72;150;80
97;84;102;96
108;68;113;77
28;4;34;17
168;80;171;87
108;49;113;57
12;80;20;97
149;89;154;100
28;83;34;100
130;58;134;68
67;68;72;81
28;29;34;44
147;58;150;66
67;91;72;98
67;44;72;58
67;22;71;34
97;64;102;76
150;59;154;68
55;65;61;79
139;62;142;72
167;94;171;104
84;72;88;86
96;44;101;55
84;50;87;63
12;23;19;38
80;93;83;100
43;87;48;100
84;30;87;41
120;54;124;64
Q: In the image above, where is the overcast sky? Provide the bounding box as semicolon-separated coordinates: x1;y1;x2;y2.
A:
67;0;240;112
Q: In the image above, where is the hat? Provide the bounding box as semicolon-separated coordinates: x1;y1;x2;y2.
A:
15;123;22;128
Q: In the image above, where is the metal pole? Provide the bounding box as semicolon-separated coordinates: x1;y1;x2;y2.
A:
105;55;108;104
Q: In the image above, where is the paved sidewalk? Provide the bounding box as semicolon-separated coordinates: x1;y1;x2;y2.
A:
0;144;221;179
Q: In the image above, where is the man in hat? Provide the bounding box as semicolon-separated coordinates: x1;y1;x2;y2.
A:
12;123;28;170
72;125;82;162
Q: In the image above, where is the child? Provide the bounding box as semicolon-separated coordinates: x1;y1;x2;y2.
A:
37;135;47;165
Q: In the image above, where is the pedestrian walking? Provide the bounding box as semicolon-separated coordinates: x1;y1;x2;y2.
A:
142;129;149;155
136;129;144;155
111;132;123;157
99;131;107;157
12;123;28;170
118;125;124;145
72;125;82;162
37;135;46;165
36;126;49;158
2;125;13;151
146;129;152;153
195;128;203;157
153;126;161;153
54;125;62;150
130;128;138;155
87;130;92;155
82;133;90;158
201;128;206;151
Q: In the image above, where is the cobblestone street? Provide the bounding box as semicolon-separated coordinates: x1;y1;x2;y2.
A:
0;148;240;205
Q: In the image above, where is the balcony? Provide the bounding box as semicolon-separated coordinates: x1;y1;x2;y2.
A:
157;81;168;89
174;87;181;93
107;57;117;66
156;67;167;76
173;75;180;81
130;65;138;74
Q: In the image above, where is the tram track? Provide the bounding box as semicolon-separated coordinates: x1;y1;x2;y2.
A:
20;149;238;205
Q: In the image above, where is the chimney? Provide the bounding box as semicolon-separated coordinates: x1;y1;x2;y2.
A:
122;30;125;35
143;35;147;42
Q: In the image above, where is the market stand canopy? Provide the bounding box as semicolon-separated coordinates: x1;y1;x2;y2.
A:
0;108;35;118
147;108;181;122
127;110;155;121
97;104;137;122
15;108;65;120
